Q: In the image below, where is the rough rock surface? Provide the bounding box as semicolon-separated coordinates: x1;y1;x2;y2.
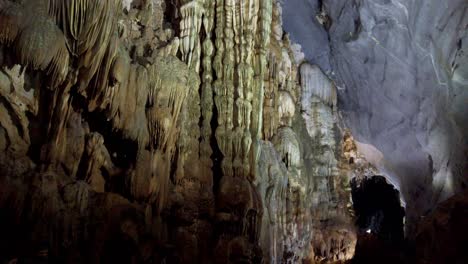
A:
0;0;465;263
282;0;468;235
0;0;357;263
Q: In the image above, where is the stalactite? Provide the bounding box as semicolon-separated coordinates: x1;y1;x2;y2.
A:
2;0;124;175
219;0;235;177
147;57;190;154
263;53;277;140
237;0;258;178
278;90;295;127
262;4;285;142
212;1;225;169
213;0;231;178
87;33;120;111
146;55;197;211
108;56;149;148
255;0;273;140
232;0;244;178
272;127;300;170
200;0;215;173
300;63;337;108
179;0;204;71
47;0;122;100
0;1;23;45
0;1;69;88
174;67;201;182
16;18;70;88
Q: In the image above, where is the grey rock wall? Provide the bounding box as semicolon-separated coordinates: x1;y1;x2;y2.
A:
282;0;468;234
281;0;332;72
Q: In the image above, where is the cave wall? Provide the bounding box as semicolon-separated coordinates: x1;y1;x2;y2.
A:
1;0;464;262
0;0;358;263
282;0;468;235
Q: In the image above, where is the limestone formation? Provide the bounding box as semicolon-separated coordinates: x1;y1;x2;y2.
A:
300;62;356;263
0;1;367;263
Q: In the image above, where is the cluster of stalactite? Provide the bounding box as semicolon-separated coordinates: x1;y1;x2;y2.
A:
0;0;359;263
174;0;270;261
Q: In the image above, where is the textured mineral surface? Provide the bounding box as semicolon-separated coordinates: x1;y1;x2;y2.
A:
0;0;466;263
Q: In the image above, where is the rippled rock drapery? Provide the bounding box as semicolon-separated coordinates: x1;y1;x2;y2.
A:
0;0;358;263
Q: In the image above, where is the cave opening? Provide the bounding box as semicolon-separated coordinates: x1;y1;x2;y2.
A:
350;175;406;263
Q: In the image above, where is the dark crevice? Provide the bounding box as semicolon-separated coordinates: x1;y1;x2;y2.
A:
85;110;138;170
26;75;59;163
210;7;223;197
170;146;179;185
164;0;181;36
71;90;138;197
210;90;223;196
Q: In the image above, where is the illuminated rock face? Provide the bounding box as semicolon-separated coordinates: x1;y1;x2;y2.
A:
282;0;468;237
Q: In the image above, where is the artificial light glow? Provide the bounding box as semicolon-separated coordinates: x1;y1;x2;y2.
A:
366;229;371;234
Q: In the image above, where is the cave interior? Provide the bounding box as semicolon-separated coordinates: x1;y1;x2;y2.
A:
0;0;466;263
